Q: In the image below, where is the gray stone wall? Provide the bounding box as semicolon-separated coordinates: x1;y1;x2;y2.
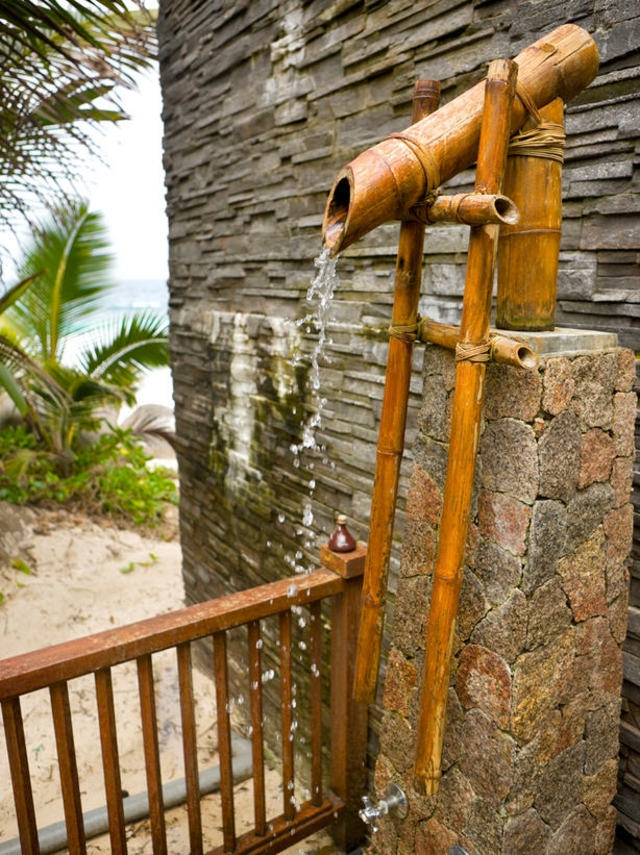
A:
372;342;635;855
157;0;639;846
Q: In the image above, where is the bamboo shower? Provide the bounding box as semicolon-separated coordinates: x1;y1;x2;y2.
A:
321;24;599;796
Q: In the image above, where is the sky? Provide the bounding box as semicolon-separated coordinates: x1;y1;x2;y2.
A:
0;67;168;286
87;68;169;283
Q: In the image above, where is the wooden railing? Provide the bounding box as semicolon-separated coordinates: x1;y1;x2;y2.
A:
0;553;367;855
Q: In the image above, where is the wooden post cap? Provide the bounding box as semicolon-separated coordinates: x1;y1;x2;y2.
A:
320;543;367;579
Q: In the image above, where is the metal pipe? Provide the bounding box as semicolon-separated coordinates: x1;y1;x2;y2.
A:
0;737;253;855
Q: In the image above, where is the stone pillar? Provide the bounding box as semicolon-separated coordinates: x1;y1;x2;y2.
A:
372;332;636;855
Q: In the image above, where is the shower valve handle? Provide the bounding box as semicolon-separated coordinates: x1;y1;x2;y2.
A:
358;783;408;832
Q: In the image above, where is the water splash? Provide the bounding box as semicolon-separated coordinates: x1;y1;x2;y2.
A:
291;245;339;457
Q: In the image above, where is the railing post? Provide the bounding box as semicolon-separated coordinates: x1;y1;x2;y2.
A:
321;541;368;853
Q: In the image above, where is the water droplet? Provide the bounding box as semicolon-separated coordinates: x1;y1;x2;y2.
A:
287;584;298;598
302;504;314;527
256;639;263;649
277;513;286;523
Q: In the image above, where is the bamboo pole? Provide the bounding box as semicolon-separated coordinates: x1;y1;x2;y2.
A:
497;98;565;330
413;58;518;796
323;25;598;254
415;192;519;226
352;79;441;704
417;318;539;371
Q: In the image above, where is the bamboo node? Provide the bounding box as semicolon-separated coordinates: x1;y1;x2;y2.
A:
386;131;441;193
388;318;420;343
455;341;491;363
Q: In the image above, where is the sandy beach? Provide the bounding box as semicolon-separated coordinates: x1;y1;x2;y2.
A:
0;502;334;854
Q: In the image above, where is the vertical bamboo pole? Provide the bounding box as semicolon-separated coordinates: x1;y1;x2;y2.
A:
413;58;518;796
497;98;565;330
353;79;441;704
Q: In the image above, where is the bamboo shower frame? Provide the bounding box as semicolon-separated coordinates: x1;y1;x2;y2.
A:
321;25;599;795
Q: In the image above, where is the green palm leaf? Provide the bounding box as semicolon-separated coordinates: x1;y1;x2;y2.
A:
7;201;113;362
78;310;169;403
0;1;156;229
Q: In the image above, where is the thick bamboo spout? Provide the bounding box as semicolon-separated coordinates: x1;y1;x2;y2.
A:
322;24;598;254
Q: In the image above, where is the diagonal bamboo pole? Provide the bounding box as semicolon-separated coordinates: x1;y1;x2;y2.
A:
353;79;441;703
413;57;518;796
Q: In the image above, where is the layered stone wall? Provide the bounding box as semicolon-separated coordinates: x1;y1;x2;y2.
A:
158;0;639;847
372;340;635;855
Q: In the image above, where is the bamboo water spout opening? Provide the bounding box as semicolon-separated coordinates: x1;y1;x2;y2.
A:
322;24;598;255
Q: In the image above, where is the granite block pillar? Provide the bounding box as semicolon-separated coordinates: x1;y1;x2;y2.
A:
371;332;636;855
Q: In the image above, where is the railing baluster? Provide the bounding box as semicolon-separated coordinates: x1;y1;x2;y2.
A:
279;610;295;822
137;654;167;855
247;620;266;836
213;630;236;852
49;682;86;855
309;601;323;807
176;642;203;855
95;667;127;855
1;696;41;854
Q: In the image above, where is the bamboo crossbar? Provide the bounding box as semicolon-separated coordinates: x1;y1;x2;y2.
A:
417;318;540;370
412;192;519;226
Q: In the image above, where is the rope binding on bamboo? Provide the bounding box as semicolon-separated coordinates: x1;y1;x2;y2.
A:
388;318;421;343
512;80;566;162
455;341;491;363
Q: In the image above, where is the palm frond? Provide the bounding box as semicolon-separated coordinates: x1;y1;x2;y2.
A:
0;1;157;229
6;201;114;360
78;310;169;384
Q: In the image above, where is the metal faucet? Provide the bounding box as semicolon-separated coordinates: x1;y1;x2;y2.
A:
358;783;408;833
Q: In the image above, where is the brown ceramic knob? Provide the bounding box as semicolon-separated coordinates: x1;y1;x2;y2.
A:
328;514;356;553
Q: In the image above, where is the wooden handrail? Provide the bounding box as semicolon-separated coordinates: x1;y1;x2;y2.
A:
0;568;345;700
0;561;366;855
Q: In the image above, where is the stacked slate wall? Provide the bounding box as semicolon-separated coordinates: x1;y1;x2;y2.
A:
157;0;639;846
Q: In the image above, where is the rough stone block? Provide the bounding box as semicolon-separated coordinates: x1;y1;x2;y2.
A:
558;527;608;622
484;363;542;422
524;500;567;594
502;808;552;855
477;490;531;556
473;538;522;605
542;356;575;415
578;427;615;488
456;644;512;729
538;410;581;502
471;589;527;665
479;418;538;504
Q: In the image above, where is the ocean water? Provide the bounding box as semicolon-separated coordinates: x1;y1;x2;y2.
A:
97;278;174;416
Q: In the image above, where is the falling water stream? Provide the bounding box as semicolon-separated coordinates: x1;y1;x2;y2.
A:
286;245;340;570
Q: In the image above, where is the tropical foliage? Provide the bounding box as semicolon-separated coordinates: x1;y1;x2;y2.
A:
0;423;177;527
0;200;169;467
0;1;156;229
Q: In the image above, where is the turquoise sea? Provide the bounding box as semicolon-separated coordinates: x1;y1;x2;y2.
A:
101;278;173;414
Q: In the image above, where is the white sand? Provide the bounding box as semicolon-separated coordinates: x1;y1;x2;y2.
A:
0;504;334;854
